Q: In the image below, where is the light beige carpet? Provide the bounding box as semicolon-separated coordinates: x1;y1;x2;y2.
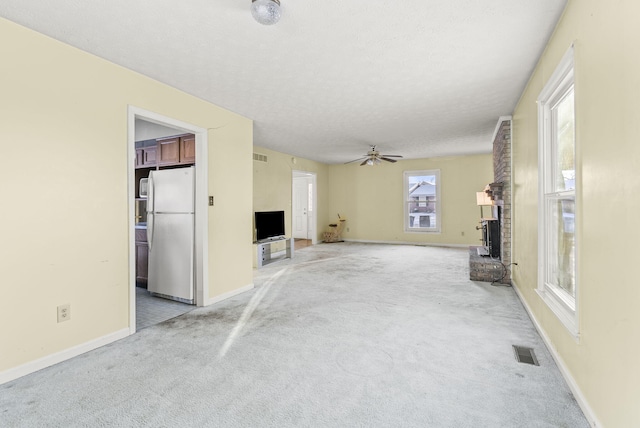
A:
0;242;588;427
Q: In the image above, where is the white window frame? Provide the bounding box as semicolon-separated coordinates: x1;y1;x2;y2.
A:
404;169;441;233
537;45;579;339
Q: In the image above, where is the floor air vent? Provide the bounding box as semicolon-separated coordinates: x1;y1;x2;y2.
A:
513;345;539;366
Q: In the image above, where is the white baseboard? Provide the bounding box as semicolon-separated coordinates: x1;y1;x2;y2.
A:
206;283;254;306
342;239;470;248
511;280;602;428
0;328;130;385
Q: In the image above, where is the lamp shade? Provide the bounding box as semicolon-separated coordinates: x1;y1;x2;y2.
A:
476;192;494;206
251;0;281;25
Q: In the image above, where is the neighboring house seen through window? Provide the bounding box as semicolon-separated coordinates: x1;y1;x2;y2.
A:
404;170;441;233
537;45;578;338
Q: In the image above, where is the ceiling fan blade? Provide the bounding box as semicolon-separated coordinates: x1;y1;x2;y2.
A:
344;157;367;164
346;147;403;166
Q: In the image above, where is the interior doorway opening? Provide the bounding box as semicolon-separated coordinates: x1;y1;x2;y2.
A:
128;107;209;334
292;171;317;250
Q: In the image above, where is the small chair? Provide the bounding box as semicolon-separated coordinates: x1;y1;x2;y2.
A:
323;218;346;243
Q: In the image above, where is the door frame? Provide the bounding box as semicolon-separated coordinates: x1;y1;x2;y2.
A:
127;106;209;334
292;170;317;244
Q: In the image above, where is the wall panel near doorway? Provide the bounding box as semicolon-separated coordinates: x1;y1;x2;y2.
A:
0;18;253;383
253;146;330;243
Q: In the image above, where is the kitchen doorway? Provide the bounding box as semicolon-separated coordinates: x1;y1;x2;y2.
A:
128;107;209;334
135;286;192;329
292;171;317;248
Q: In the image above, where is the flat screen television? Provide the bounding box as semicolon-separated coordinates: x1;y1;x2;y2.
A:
255;211;285;242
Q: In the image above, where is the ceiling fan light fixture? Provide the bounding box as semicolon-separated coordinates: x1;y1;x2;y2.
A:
345;145;404;166
251;0;281;25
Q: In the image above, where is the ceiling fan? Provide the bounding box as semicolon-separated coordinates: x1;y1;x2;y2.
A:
345;146;403;166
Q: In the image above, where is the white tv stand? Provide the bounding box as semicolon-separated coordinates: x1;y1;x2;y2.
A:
255;237;294;268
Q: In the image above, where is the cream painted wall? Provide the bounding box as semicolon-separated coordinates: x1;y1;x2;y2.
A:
512;1;640;426
0;18;253;373
253;146;330;244
328;155;493;245
208;119;254;297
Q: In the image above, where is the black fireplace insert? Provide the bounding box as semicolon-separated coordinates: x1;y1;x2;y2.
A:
481;219;500;258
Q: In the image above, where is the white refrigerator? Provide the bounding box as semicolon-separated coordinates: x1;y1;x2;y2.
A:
146;167;195;304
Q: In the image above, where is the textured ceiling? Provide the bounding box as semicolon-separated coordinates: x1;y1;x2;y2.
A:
0;0;566;164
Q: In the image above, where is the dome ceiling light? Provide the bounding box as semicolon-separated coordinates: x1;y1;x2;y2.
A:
251;0;281;25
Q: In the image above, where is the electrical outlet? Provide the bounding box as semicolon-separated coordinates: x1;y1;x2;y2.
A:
461;231;465;236
209;196;214;206
57;304;70;323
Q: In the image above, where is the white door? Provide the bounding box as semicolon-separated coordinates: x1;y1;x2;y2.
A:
292;176;311;239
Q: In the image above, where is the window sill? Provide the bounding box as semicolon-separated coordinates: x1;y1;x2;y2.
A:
536;288;580;342
404;229;441;234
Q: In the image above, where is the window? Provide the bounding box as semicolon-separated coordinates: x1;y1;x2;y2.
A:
404;170;441;233
537;46;578;337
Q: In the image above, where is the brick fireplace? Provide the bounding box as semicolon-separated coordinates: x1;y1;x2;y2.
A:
469;117;512;284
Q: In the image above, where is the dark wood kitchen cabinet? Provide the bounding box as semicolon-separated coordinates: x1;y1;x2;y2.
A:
136;145;158;168
180;134;196;164
157;137;180;166
157;135;195;166
135;228;148;285
136;134;195;169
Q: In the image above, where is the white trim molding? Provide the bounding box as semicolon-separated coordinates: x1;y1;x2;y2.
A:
512;281;601;428
342;239;469;249
127;106;210;335
403;169;442;233
0;328;130;385
536;44;579;339
207;283;255;306
491;115;513;144
291;170;318;245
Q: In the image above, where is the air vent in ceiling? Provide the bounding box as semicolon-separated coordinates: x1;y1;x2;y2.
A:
253;153;268;163
512;345;539;366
